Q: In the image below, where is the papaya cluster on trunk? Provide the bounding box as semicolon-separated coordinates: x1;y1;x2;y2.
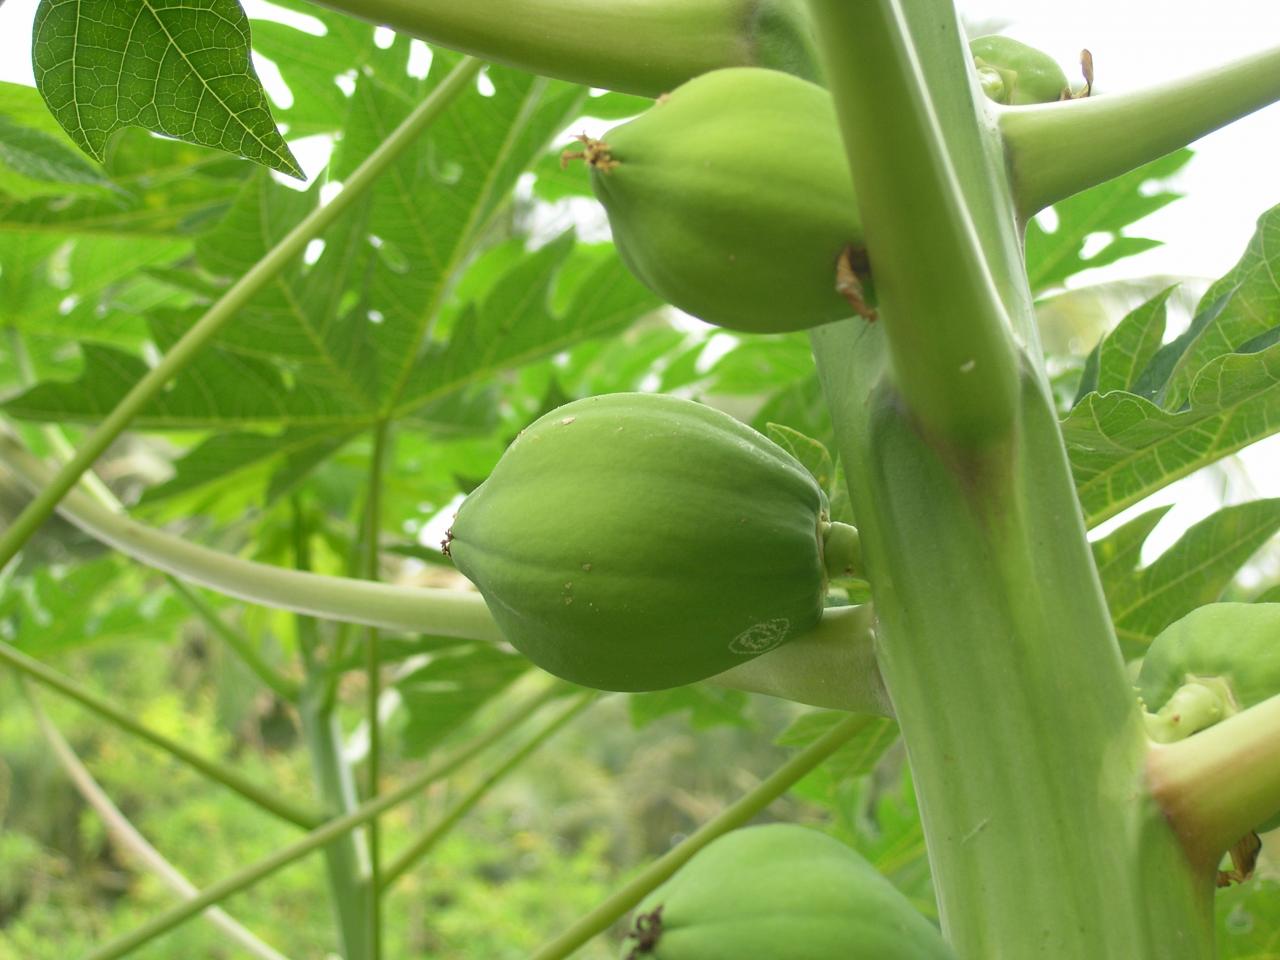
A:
572;39;1066;334
447;393;857;692
620;824;955;959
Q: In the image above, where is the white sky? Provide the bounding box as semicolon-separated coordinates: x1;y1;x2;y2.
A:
1;0;1279;565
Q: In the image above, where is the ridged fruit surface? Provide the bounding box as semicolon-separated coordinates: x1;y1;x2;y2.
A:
585;67;861;334
447;393;830;691
1138;603;1280;712
620;825;955;959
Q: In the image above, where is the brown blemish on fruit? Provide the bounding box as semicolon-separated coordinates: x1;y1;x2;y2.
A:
440;528;454;557
623;905;664;958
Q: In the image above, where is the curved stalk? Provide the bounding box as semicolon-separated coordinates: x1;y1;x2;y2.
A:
381;692;595;888
0;640;324;830
528;712;878;960
304;0;819;97
0;435;891;715
22;683;295;960
1147;693;1280;872
0;57;483;574
81;684;586;960
1001;43;1280;216
0;434;501;642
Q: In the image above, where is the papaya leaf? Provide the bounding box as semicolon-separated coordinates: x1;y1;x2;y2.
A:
1091;505;1173;591
1065;342;1280;527
31;0;301;178
1255;584;1280;604
0;555;187;654
1093;499;1280;656
775;711;899;783
246;4;375;140
0;111;114;200
1165;204;1280;407
628;687;751;730
1024;150;1191;294
1094;287;1174;396
0;126;250;236
394;644;530;757
765;424;836;494
138;428;360;507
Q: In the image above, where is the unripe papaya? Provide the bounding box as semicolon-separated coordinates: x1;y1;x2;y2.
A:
621;825;954;959
577;67;863;334
447;393;856;692
1138;603;1280;716
969;36;1070;105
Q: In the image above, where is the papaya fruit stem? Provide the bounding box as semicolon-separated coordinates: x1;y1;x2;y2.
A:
303;0;822;97
1000;42;1280;217
1147;691;1280;872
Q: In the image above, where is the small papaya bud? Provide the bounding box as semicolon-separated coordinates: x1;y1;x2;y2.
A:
970;35;1070;105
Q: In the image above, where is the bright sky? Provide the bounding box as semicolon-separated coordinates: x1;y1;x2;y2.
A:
2;0;1279;567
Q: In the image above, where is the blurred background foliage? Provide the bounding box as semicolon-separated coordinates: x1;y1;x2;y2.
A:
1;1;1279;957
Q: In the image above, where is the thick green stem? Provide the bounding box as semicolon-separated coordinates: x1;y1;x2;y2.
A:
0;640;323;830
81;683;573;960
0;57;482;575
1002;44;1280;216
21;683;294;960
806;0;1019;446
304;0;818;96
0;437;890;715
382;693;595;888
1148;693;1280;871
808;1;1213;955
528;712;877;960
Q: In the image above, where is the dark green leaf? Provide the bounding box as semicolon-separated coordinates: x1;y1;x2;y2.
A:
1094;500;1280;655
1025;150;1190;293
32;0;301;177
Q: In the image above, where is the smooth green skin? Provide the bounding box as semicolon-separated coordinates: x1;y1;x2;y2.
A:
969;36;1070;105
448;393;829;692
589;68;861;334
1138;603;1280;714
622;824;954;959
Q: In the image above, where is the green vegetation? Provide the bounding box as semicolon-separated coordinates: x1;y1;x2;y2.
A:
1;0;1279;958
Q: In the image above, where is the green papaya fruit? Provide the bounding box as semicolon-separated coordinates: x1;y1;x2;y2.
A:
578;67;863;334
1138;603;1280;716
969;36;1070;105
621;824;954;959
447;393;856;692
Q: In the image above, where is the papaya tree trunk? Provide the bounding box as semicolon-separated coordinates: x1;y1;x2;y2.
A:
805;0;1214;956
